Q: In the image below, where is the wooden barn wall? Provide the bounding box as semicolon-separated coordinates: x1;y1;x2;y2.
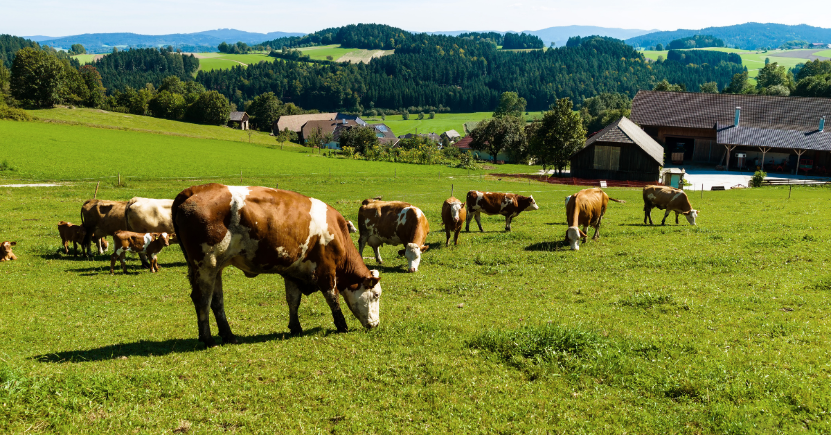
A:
570;142;661;181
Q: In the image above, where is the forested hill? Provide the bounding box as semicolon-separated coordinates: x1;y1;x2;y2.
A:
1;34;40;68
196;35;744;113
627;23;831;50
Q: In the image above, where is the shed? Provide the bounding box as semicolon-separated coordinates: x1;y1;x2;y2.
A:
570;116;664;182
441;130;461;143
229;112;249;130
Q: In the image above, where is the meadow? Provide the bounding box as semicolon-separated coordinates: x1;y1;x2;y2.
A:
638;48;819;83
193;52;273;73
366;112;545;137
2;120;831;432
296;44;363;61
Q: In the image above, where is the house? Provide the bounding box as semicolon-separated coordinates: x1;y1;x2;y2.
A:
452;136;473;151
273;113;337;135
451;136;515;163
570;116;664;182
229;112;249;130
811;43;831;48
367;123;399;146
335;113;367;126
301;119;359;145
630;90;831;172
441;130;461;143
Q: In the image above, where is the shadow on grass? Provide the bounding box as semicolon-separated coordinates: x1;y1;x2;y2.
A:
525;241;568;252
32;327;324;362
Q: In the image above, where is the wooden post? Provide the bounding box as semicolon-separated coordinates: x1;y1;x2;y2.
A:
451;184;454;198
793;149;807;175
118;173;121;186
758;146;771;172
724;144;737;171
240;170;243;184
94;181;100;199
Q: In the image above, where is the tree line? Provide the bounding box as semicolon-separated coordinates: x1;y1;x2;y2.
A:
667;35;724;50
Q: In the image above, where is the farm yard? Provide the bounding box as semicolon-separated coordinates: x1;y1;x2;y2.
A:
2;119;831;432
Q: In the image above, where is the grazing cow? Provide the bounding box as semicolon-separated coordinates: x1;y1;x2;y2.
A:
58;221;87;256
358;199;430;273
81;199;128;255
465;191;539;232
565;188;626;250
173;184;382;347
346;220;358;233
642;186;699;226
110;230;170;274
0;241;17;261
125;197;174;233
441;197;466;246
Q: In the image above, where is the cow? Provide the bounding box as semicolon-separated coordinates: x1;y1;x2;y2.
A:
642;186;699;226
465;191;539;232
565;188;626;250
358;199;430;273
58;221;87;257
441;197;466;246
125;197;174;233
110;230;170;274
81;199;128;255
0;241;17;262
172;184;382;347
346;220;358;233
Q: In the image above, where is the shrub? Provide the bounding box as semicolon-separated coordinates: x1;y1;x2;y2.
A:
0;105;33;121
0;159;16;171
751;170;767;187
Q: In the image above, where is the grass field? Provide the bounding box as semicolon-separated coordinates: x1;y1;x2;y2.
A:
71;54;98;65
816;49;831;58
194;52;273;73
296;44;361;61
367;112;546;137
2;118;831;431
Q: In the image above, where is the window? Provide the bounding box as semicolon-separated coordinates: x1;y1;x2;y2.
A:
593;146;620;170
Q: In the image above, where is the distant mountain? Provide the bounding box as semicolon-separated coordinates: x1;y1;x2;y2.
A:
430;26;658;46
626;23;831;50
29;29;305;53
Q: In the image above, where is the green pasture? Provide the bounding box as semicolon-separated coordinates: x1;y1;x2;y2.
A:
70;54;98;65
816;49;831;58
368;112;545;137
2;118;831;432
297;44;361;61
194;52;273;72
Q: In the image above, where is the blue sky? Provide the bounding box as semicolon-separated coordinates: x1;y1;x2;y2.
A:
5;0;828;36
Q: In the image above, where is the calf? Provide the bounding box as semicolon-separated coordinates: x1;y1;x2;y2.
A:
465;191;539;232
110;230;170;274
358;199;430;272
58;221;87;257
642;186;699;225
441;197;466;246
565;188;626;250
0;241;17;261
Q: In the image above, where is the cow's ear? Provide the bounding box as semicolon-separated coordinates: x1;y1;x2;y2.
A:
363;270;381;289
579;229;587;238
10;242;16;246
420;245;430;253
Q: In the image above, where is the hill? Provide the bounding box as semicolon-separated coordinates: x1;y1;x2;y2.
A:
431;26;658;47
627;23;831;50
29;29;305;54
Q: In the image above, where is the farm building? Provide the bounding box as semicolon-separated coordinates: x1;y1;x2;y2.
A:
229;112;249;130
441;130;461;143
450;136;516;163
301;119;359;145
570;116;664;182
274;113;337;135
367;123;399;146
630;91;831;173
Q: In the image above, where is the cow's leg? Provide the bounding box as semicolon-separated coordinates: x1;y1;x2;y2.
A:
139;252;151;269
661;210;670;225
211;271;237;344
644;205;654;225
120;251;128;273
358;237;367;258
72;241;79;257
110;253;117;274
285;277;304;335
675;211;680;225
505;215;512;232
582;225;589;242
464;209;474;232
372;244;383;264
96;238;104;255
474;211;483;232
445;227;451;247
320;275;348;333
453;228;461;245
188;265;217;347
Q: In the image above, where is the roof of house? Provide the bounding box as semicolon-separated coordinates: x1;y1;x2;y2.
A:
717;124;831;151
630;90;831;132
452;136;473;149
335;113;367;126
575;116;664;165
442;130;461;139
275;113;337;133
229;111;248;122
301;119;358;140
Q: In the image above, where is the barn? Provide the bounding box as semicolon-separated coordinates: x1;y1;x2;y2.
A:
229;112;249;130
570;116;664;182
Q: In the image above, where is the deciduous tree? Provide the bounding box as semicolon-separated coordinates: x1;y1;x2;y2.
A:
469;115;526;163
339;125;379;154
528;98;586;175
186;90;231;125
493;91;526;118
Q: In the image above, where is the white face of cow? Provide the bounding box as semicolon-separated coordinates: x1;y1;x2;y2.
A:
685;210;699;226
450;202;462;222
341;270;382;329
527;196;539;211
404;243;423;272
566;227;582;250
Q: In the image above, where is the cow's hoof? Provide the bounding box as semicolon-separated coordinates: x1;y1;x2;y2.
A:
202;338;218;348
408;268;416;273
289;326;303;335
221;335;239;345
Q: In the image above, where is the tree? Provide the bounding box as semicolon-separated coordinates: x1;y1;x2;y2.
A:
78;65;105;107
492;91;526;118
276;127;298;144
402;110;409;120
699;82;719;93
528;98;586;175
148;90;187;119
10;47;67;107
339;125;379;154
756;62;792;92
70;44;86;55
653;79;685;92
186;90;231;125
418;112;424;120
246;92;285;131
655;43;664;51
158;76;186;95
0;64;10;102
579;93;631;134
306;127;324;148
469;116;526;163
723;71;755;94
429;111;435;119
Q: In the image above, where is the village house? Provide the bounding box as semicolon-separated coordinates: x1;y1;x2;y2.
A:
228;111;249;130
570;116;664;181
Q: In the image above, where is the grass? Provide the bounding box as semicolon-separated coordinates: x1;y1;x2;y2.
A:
3;120;831;432
194;52;273;73
367;112;545;137
815;49;831;58
71;54;98;65
297;44;361;61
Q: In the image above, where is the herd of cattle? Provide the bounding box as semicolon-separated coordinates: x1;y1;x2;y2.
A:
0;183;697;346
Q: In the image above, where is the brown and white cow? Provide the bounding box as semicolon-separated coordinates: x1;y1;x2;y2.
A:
465;191;539;232
0;241;17;261
358;199;430;273
58;221;87;257
110;230;170;274
125;197;174;233
565;188;626;250
81;199;128;255
172;184;382;347
642;186;699;226
441;197;466;246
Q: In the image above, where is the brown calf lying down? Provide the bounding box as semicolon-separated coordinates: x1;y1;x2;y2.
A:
110;230;170;274
0;241;17;261
58;221;87;257
441;197;466;246
642;186;699;225
358;199;430;273
466;190;539;232
565;188;626;250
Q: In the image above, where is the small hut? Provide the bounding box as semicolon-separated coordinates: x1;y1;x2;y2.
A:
229;112;250;130
570;116;664;182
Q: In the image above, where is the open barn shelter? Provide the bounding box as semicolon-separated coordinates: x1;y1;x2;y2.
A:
570;116;664;182
631;91;831;174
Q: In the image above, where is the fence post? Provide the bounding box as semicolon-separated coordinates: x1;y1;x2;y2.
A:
240;170;243;184
94;181;100;199
451;184;454;198
118;173;121;186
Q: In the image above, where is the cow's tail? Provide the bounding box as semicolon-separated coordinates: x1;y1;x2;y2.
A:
80;203;92;247
124;200;133;231
170;192;189;265
609;198;627;204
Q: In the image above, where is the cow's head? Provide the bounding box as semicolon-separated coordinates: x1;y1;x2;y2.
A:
156;232;170;247
402;243;429;273
565;227;586;250
450;202;463;222
342;270;382;329
683;209;699;225
520;195;540;211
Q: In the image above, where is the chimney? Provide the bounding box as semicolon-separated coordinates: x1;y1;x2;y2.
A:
342;119;347;125
821;116;826;132
734;107;741;126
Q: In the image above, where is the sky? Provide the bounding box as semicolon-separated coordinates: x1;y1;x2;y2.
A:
5;0;829;37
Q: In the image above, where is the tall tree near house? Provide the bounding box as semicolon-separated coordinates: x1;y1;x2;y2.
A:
528;98;586;175
469;116;526;163
339;125;379;154
492;91;527;118
246;92;285;131
756;62;793;93
699;82;719;93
